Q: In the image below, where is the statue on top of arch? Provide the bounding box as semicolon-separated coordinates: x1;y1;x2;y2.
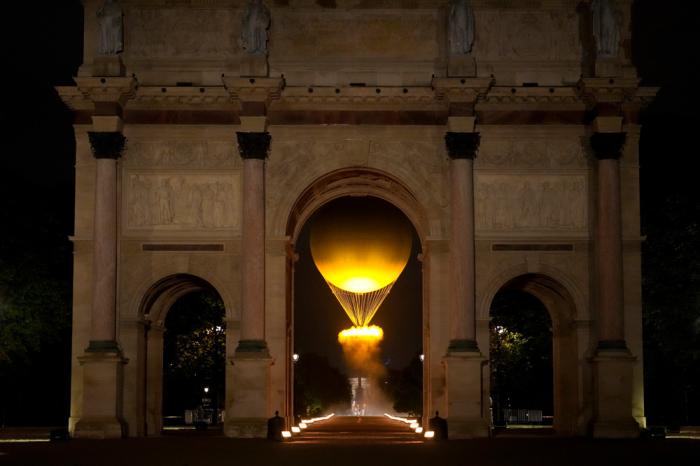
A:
591;0;621;58
448;0;475;55
96;0;123;56
240;0;271;56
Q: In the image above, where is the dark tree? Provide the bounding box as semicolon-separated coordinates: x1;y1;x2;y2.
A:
294;353;351;417
163;291;226;419
490;290;553;424
384;352;423;416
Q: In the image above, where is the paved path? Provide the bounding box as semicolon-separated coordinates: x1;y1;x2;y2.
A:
1;418;699;466
293;415;423;444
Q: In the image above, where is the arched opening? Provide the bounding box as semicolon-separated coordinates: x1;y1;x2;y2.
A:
139;274;227;436
162;290;225;433
487;273;579;436
490;289;553;431
284;168;428;427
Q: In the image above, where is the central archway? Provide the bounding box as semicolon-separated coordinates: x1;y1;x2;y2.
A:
284;168;430;425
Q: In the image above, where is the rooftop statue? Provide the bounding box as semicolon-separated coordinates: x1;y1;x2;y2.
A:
449;0;475;55
96;0;123;55
591;0;620;57
241;0;271;56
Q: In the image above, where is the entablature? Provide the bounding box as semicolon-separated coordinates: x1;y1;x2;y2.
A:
57;78;655;126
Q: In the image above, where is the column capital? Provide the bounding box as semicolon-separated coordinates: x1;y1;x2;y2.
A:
88;132;126;159
445;132;480;160
236;131;271;160
590;132;626;160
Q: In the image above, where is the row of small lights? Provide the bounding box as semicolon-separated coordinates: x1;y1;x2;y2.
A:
281;413;335;439
294;354;425;363
383;413;434;439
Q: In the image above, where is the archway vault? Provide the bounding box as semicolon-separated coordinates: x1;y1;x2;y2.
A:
285;167;429;247
283;167;430;424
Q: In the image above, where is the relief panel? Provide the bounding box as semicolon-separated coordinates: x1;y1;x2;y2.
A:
124;173;241;232
124;7;240;60
475;174;587;233
270;11;440;62
474;9;580;62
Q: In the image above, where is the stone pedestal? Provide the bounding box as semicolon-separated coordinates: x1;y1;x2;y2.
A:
73;351;127;439
225;352;273;438
592;349;639;438
443;352;489;438
240;54;269;77
448;54;476;77
93;56;126;77
595;57;620;78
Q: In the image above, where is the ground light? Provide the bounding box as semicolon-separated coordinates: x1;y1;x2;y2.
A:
384;413;427;439
283;413;335;441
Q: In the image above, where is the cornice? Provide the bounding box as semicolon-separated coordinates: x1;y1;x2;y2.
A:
625;86;659;109
480;86;583;107
276;86;438;107
75;77;137;106
577;77;640;105
432;77;494;104
128;86;236;109
56;86;93;111
222;76;284;103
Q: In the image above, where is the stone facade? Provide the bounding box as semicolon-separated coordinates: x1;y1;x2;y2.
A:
59;0;655;439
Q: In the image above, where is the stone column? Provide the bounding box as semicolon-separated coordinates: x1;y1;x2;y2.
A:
88;132;124;348
591;132;627;348
226;131;273;438
446;131;480;351
237;132;270;350
73;131;127;439
590;130;639;438
442;130;489;438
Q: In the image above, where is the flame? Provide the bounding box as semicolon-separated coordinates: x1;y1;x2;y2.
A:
338;325;384;341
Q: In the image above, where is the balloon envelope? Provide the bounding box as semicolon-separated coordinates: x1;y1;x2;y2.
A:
310;198;412;294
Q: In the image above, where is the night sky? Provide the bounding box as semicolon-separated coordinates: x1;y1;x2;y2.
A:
1;0;699;422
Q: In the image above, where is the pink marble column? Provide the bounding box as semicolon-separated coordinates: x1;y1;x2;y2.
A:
87;132;125;351
445;132;480;352
590;132;627;349
236;132;271;352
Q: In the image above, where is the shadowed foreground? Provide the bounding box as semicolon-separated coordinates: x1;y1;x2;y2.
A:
1;417;698;466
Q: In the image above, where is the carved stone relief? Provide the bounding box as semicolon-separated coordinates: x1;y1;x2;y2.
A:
474;10;580;62
476;138;587;169
270;11;439;61
475;175;587;232
125;173;241;231
123;141;239;169
124;7;239;59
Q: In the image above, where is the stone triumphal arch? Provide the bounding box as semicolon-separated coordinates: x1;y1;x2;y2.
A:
58;0;656;439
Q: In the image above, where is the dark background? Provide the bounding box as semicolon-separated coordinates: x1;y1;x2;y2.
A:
0;1;698;427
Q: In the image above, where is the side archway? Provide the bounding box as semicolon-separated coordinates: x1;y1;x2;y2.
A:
137;274;230;436
483;271;581;436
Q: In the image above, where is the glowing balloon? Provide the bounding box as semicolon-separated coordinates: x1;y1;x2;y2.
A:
310;198;412;326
